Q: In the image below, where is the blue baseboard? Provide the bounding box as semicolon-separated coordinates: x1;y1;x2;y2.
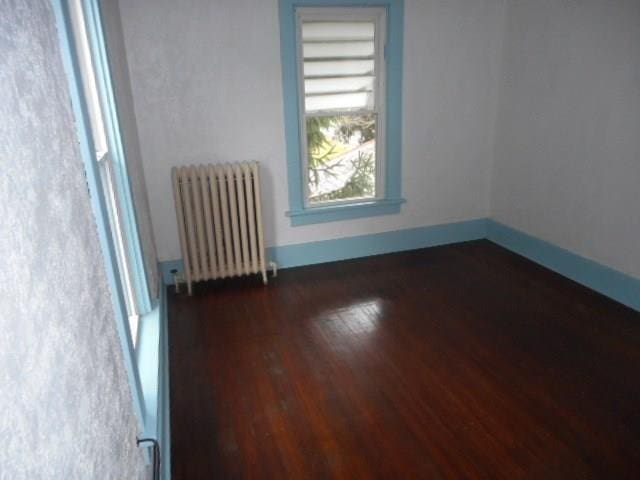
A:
159;218;488;284
134;278;171;477
487;220;640;312
269;218;488;268
160;259;184;286
160;283;171;480
159;218;639;313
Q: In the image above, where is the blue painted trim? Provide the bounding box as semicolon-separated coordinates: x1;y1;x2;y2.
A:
159;218;487;280
160;259;184;286
279;0;304;216
52;0;146;429
136;299;161;439
159;218;639;313
160;282;171;480
271;218;487;268
83;0;153;313
134;279;171;474
487;221;640;312
278;0;404;226
287;197;405;225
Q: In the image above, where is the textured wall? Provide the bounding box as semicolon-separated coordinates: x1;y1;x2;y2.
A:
0;1;149;478
492;0;640;277
118;0;506;261
101;0;159;300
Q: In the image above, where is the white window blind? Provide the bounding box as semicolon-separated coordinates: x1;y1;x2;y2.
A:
302;21;377;113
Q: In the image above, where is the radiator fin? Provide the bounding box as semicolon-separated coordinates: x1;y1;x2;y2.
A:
172;162;269;294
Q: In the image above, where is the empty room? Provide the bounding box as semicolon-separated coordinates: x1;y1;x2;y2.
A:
2;0;640;478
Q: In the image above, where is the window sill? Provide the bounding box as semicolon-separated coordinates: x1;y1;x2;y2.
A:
135;286;167;440
287;198;405;226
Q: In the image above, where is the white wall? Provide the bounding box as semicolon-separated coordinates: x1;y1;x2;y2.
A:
492;0;640;278
118;0;506;261
101;0;159;298
0;1;147;478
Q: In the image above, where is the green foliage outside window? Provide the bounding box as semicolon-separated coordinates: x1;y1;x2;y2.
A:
306;115;376;203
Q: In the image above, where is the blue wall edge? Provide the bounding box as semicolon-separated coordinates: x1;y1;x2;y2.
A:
270;218;488;268
160;218;488;284
160;260;184;286
134;279;170;477
160;281;171;480
486;220;640;312
160;218;639;313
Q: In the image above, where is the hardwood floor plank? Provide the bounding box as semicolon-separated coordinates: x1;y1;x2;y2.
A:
169;240;640;479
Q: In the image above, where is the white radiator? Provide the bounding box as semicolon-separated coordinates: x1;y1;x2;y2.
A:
171;162;276;294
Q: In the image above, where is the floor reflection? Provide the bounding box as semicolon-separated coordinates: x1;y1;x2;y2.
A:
314;298;384;342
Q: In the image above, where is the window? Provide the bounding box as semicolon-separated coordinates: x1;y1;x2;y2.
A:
300;9;384;205
67;0;144;344
55;0;167;455
279;0;404;225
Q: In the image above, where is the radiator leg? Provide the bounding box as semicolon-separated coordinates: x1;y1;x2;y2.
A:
171;269;180;294
261;270;268;285
270;261;278;278
187;281;193;296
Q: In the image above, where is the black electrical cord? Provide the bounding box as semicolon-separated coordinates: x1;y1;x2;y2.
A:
137;437;160;480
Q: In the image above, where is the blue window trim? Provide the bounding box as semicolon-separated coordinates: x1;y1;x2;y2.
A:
135;287;166;441
53;0;168;456
52;0;147;430
278;0;405;225
287;197;405;226
82;0;153;314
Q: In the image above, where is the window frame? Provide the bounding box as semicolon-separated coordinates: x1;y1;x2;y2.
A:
67;0;143;344
279;0;405;226
72;0;153;317
52;0;158;437
297;7;387;208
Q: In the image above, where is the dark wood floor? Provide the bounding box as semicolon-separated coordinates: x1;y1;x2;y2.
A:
168;240;640;479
